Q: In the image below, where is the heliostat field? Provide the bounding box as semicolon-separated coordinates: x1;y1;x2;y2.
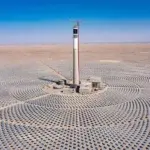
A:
0;61;150;150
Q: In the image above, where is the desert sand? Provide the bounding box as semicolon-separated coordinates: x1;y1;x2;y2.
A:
0;43;150;65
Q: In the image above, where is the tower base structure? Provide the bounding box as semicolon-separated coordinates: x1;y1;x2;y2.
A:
43;77;106;95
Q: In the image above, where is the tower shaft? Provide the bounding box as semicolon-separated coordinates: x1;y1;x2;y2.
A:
73;24;80;86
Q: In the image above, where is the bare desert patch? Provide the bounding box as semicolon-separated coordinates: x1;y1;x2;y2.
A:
0;43;150;65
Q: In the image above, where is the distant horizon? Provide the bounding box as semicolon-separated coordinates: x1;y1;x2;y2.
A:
0;42;150;46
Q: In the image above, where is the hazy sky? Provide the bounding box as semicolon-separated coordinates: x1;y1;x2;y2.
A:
0;0;150;44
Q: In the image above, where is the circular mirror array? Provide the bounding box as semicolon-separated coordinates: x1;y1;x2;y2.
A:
0;62;150;150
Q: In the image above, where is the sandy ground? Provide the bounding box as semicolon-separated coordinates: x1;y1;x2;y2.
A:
0;43;150;66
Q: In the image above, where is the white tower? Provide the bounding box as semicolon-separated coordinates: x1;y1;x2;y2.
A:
73;22;80;86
